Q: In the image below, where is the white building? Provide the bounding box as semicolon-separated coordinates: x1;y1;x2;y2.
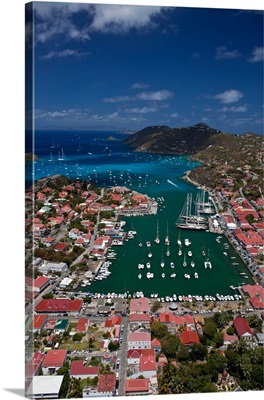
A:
127;332;151;349
26;376;64;399
38;261;68;275
59;277;73;288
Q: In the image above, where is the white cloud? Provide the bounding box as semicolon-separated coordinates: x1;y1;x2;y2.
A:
220;105;248;112
138;90;174;101
40;49;89;60
131;82;149;89
248;46;264;62
216;45;241;59
89;5;163;33
125;106;157;113
103;95;133;103
170;113;179;118
214;89;243;104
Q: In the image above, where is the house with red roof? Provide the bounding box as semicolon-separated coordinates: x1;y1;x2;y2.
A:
129;313;151;329
42;349;67;375
127;348;155;365
151;338;161;352
127;332;151;350
54;242;68;252
70;361;99;379
139;354;157;378
158;353;168;368
125;378;149;396
179;330;200;345
75;318;89;333
30;276;50;293
130;297;150;314
43;236;55;247
30;314;47;333
250;297;264;310
96;373;116;396
35;298;82;314
223;331;239;346
233;317;253;341
25;352;45;381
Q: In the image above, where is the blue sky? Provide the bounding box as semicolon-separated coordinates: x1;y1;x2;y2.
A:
27;1;263;134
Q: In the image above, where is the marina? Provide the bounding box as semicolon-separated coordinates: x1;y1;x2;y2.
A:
27;130;255;298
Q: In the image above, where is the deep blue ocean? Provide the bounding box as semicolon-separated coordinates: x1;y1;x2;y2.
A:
26;130;253;297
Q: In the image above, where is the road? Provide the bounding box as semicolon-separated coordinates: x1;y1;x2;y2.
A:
117;316;129;396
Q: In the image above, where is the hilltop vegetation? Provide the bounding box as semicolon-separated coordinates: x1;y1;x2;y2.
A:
123;124;263;192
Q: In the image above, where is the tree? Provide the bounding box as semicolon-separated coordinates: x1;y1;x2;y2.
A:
151;300;162;313
190;343;207;361
72;332;83;342
213;332;224;347
203;320;217;340
246;314;263;332
108;341;119;351
161;335;180;358
176;344;190;362
227;325;235;335
151;321;168;339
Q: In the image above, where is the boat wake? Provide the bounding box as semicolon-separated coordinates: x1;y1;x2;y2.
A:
167;179;179;188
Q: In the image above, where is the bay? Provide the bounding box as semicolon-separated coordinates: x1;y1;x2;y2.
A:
27;130;254;297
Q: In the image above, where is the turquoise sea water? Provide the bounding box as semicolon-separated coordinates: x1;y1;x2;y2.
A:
27;130;254;297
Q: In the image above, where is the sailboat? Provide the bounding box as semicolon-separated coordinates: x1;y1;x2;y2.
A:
204;249;212;269
51;137;55;148
176;193;207;230
183;253;187;267
165;221;170;245
48;152;54;162
166;246;170;257
177;229;182;247
154;220;160;244
202;242;206;257
58;148;65;161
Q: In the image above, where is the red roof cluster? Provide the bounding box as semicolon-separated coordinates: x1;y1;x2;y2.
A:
130;297;150;313
139;354;156;372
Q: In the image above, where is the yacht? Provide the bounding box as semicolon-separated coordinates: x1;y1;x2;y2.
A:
166;248;170;257
161;273;165;278
188;250;192;257
194;272;199;279
183;254;187;267
170;273;176;278
138;273;142;279
191;261;195;268
170;262;175;268
146;262;151;269
184;238;191;247
146;241;151;247
148;252;152;258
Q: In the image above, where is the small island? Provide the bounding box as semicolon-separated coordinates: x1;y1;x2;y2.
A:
106;135;117;141
25;152;38;161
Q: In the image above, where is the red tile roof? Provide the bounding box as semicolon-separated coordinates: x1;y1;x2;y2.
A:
128;332;151;342
32;276;50;288
223;331;239;342
42;349;67;368
140;355;156;372
25;352;45;378
233;317;253;337
98;373;116;392
75;318;88;332
130;297;149;313
151;338;161;347
159;312;175;323
180;330;200;345
127;348;154;359
129;313;150;322
125;378;149;393
70;361;99;377
30;314;47;330
54;242;68;251
35;298;82;313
